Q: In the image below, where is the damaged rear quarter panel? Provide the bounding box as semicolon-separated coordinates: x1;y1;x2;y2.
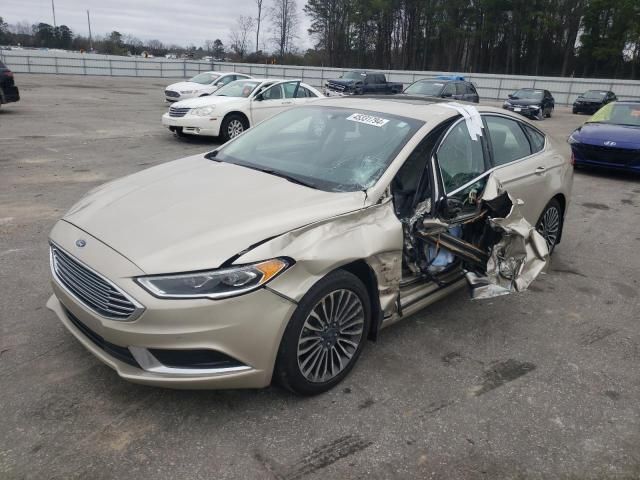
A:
234;198;404;315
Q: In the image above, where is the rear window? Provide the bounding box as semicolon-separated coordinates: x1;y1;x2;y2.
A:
485;116;532;166
524;125;546;153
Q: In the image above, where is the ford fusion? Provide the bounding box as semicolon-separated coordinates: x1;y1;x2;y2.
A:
569;101;640;172
48;98;572;395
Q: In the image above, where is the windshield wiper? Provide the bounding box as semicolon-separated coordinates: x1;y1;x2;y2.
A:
238;164;320;189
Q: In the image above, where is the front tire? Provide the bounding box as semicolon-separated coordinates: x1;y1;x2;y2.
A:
220;113;248;143
274;270;371;396
536;198;563;254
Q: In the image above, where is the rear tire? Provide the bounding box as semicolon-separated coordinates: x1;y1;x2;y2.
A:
274;270;371;396
220;113;248;143
536;198;563;254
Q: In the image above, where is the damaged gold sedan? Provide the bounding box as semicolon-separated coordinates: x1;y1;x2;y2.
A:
47;98;573;395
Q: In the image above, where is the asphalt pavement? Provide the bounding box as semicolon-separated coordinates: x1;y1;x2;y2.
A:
1;74;639;479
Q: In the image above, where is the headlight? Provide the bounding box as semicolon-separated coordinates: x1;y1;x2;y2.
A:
531;105;541;110
568;134;579;144
503;101;512;107
136;258;291;299
192;106;216;116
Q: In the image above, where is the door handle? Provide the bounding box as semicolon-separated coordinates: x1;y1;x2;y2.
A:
535;166;546;175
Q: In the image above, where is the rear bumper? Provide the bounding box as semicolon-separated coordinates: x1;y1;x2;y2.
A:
0;85;20;103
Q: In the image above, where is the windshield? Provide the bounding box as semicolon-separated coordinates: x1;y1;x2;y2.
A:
587;103;640;127
189;72;220;85
512;89;543;100
582;90;607;100
340;72;366;81
404;80;445;96
215;80;262;97
215;106;422;192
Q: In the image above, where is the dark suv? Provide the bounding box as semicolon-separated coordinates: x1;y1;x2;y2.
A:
402;76;480;103
0;60;20;108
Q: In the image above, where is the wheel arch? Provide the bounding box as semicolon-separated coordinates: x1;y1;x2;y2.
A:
338;260;384;341
222;110;251;128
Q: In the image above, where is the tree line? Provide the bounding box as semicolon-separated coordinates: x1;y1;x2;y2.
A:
305;0;640;78
2;0;640;79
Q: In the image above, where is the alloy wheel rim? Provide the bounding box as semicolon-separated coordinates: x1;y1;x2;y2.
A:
538;206;560;251
296;289;365;383
228;120;244;138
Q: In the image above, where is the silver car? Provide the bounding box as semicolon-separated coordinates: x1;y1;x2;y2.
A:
47;98;573;395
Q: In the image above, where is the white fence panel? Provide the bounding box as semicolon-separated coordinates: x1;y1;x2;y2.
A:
2;49;639;105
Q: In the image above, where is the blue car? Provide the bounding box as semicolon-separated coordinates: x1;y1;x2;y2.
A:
569;101;640;172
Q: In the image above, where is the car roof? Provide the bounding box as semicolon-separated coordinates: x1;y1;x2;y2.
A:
313;96;508;122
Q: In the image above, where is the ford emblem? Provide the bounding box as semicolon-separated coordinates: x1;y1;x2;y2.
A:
604;141;617;146
75;239;87;248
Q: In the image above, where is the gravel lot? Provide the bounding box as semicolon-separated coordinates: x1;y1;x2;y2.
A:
1;74;639;480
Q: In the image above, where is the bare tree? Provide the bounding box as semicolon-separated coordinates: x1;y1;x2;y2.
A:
270;0;298;59
204;39;215;55
229;15;255;59
255;0;264;53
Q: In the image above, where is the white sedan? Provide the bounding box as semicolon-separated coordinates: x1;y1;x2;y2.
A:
164;71;251;102
161;78;324;142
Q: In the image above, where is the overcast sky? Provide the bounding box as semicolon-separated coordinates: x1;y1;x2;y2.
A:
3;0;313;50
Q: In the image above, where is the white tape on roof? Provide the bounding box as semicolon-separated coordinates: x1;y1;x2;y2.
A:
441;102;484;141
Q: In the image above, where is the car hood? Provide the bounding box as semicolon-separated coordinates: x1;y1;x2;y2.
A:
172;95;244;109
62;155;366;274
166;81;207;92
507;98;543;106
572;122;640;148
328;79;358;87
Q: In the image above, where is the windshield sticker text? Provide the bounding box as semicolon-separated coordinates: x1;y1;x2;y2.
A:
347;113;390;128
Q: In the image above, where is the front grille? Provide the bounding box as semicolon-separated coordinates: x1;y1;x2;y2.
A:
165;90;179;98
327;82;346;91
64;307;140;367
169;107;190;117
573;143;640;167
50;244;140;320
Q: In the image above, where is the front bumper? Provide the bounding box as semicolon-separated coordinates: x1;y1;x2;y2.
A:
573;103;601;114
571;144;640;172
323;88;350;97
502;104;541;118
47;221;297;389
0;85;20;103
161;112;221;136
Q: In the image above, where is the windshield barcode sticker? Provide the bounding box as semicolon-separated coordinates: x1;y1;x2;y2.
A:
346;113;390;127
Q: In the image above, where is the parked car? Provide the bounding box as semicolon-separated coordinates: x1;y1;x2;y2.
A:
324;71;403;96
569;101;640;172
164;71;251;102
48;98;572;395
402;76;479;103
572;90;617;115
162;78;323;142
503;88;554;120
0;60;20;108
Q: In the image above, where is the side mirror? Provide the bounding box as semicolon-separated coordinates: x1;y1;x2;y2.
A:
215;81;224;87
440;197;464;219
254;93;264;101
508;94;514;99
442;92;453;98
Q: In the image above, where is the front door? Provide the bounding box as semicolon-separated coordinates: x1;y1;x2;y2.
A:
250;81;301;125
